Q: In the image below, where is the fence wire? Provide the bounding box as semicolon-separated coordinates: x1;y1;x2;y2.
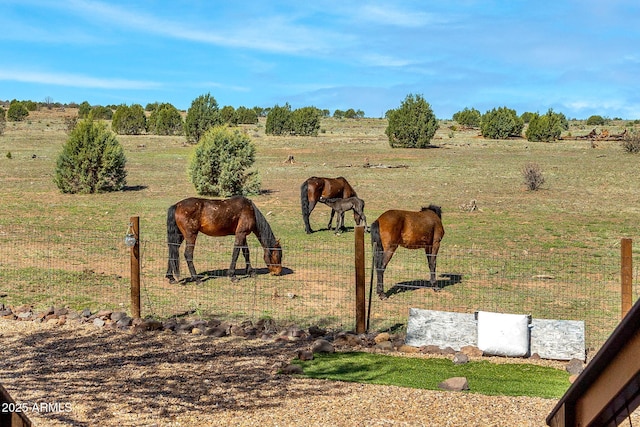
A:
0;228;637;353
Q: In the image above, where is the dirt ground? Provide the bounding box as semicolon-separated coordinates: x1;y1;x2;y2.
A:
0;317;569;427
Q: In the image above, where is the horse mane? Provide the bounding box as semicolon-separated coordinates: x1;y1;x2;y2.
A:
421;204;442;218
338;177;357;198
251;201;279;250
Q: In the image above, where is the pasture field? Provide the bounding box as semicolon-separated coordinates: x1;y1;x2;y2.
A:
0;109;639;349
2;109;638;249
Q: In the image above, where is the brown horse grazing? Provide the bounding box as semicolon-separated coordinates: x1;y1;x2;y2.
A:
370;205;444;299
166;196;282;283
300;176;359;234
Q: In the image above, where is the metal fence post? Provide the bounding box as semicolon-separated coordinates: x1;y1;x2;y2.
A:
621;238;633;319
130;216;141;319
355;225;366;333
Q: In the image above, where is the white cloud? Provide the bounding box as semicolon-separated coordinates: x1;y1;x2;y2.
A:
62;0;341;55
358;4;446;28
0;69;160;90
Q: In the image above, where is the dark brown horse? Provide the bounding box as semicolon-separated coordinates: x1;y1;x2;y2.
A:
300;176;359;234
370;205;444;299
166;196;282;283
318;195;367;233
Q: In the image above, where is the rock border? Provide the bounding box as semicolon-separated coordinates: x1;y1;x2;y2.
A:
1;303;584;382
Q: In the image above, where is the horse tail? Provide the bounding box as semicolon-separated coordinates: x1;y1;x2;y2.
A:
300;180;310;218
251;201;277;250
166;203;183;277
426;204;442;219
301;179;314;233
370;220;383;270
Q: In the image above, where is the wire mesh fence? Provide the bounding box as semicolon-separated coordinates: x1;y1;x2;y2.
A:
0;227;637;353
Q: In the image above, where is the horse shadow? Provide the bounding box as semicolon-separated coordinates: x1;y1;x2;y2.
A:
384;273;462;298
322;226;370;234
179;266;295;284
122;185;147;192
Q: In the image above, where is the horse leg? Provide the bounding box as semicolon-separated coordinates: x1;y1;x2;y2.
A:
183;239;200;283
304;199;318;234
229;233;248;282
375;246;396;299
327;208;336;231
359;211;368;230
426;242;441;290
240;237;255;278
166;240;182;284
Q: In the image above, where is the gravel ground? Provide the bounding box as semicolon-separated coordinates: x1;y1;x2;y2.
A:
0;318;562;427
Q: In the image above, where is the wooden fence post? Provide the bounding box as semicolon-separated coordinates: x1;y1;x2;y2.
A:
355;225;366;333
621;238;632;319
130;216;141;319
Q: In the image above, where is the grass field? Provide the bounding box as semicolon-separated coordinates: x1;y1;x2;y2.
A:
2;109;638;250
0;109;638;349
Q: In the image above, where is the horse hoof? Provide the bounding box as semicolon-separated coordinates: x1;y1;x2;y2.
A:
377;293;388;300
167;277;177;284
230;276;239;283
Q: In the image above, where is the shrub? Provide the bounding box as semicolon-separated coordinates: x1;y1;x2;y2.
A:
480;107;524;139
188;126;260;197
266;103;292;135
54;118;127;193
235;106;258;124
291;106;321;136
23;100;38;111
111;104;146;135
452;107;481;127
78;101;92;118
185;93;222;143
522;162;545;191
64;116;78;134
525;109;568;142
344;108;365;119
622;131;640;154
90;105;113;120
220;105;237;125
147;103;184;135
385;94;439;148
520;112;535;124
586;115;606;126
7;101;29;121
0;107;5;135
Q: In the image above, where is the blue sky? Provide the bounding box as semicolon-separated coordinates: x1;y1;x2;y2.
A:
2;0;640;119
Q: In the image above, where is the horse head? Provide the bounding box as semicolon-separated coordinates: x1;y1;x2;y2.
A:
265;240;283;275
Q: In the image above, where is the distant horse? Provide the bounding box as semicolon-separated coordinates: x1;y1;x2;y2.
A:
318;196;367;233
300;176;359;234
370;205;444;299
166;196;283;283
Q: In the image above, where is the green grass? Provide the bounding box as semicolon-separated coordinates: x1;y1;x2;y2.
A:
294;352;569;399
